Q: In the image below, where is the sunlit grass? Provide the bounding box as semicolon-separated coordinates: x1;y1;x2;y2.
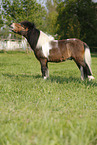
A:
0;51;97;145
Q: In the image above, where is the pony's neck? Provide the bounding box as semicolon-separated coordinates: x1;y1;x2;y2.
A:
26;29;54;50
26;28;40;50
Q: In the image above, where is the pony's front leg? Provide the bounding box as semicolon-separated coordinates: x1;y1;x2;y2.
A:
40;59;49;79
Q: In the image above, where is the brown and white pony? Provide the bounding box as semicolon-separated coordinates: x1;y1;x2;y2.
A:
10;21;94;81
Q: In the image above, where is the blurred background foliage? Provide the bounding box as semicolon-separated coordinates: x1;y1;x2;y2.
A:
0;0;97;46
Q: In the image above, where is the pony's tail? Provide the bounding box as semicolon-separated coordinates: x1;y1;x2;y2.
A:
84;44;92;74
84;43;94;80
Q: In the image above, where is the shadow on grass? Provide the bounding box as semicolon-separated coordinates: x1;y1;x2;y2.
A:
0;50;26;54
49;75;97;86
2;73;97;86
2;73;41;79
49;75;80;83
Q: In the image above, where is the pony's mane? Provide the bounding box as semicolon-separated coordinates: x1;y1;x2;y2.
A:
21;21;54;41
21;21;35;29
47;34;54;40
41;31;54;41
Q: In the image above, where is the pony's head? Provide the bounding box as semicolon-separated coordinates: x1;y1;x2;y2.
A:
10;21;35;37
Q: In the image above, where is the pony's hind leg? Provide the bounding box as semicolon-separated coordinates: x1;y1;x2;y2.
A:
80;66;85;80
84;45;95;80
83;63;95;81
75;60;85;80
79;64;90;80
75;59;90;80
76;63;85;80
75;60;94;81
74;44;94;81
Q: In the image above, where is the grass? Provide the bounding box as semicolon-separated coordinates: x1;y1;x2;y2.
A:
0;51;97;145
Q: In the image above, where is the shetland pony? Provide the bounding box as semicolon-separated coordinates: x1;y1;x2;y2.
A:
10;21;94;81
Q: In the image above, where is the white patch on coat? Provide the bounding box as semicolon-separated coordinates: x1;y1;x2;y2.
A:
36;31;56;58
36;31;54;48
42;42;52;58
42;40;59;58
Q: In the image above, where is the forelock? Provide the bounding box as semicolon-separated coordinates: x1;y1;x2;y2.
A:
21;21;35;29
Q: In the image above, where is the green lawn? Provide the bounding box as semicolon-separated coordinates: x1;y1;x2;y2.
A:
0;51;97;145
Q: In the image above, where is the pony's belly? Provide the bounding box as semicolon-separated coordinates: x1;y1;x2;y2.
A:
48;49;67;62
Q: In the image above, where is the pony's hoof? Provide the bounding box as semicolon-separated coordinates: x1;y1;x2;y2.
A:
88;76;95;81
44;76;47;79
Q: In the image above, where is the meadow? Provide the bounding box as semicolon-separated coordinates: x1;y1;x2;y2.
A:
0;51;97;145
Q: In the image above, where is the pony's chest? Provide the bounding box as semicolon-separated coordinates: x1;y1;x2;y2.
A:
35;42;52;59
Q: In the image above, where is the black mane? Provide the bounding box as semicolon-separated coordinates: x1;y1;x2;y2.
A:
21;21;35;29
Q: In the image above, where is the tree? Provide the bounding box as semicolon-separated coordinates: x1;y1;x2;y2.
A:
0;16;3;29
56;0;97;46
0;1;3;29
77;0;97;46
66;17;81;39
45;0;66;35
45;0;58;35
2;0;47;31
